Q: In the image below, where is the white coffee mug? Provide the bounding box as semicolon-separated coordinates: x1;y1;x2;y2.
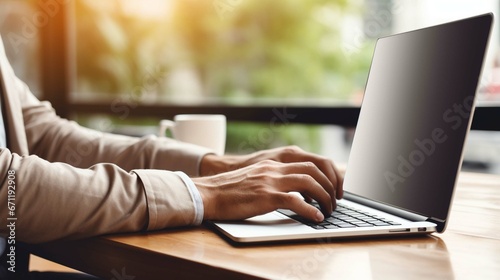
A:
158;114;226;155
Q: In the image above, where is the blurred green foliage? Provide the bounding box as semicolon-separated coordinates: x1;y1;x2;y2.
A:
74;0;373;102
73;0;375;153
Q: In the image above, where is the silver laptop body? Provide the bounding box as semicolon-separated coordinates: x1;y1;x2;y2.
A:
210;13;493;243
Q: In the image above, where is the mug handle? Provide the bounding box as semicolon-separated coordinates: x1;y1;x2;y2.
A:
158;119;176;137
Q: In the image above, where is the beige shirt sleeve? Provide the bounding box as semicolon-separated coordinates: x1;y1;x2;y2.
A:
0;35;213;244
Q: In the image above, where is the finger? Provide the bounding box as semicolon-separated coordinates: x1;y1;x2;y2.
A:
314;157;344;200
252;159;336;214
278;148;340;201
301;193;313;203
278;172;333;215
288;162;335;195
275;193;324;222
291;160;337;205
313;159;339;200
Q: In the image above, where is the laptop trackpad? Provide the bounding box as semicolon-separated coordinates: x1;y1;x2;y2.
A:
211;211;315;241
242;211;299;225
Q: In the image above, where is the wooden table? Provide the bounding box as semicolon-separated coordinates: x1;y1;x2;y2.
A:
29;172;500;280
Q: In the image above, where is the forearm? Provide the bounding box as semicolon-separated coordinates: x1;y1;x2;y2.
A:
0;149;198;244
23;102;212;175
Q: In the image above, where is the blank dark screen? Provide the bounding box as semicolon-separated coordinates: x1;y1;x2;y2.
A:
344;14;492;221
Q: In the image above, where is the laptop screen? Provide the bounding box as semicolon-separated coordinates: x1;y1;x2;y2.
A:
344;14;492;221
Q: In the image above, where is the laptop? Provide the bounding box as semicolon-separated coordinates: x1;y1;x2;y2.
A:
209;13;493;243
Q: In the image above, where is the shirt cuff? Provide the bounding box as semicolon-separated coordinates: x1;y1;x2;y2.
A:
174;171;204;225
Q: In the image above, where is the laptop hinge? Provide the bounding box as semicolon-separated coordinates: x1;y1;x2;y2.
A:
343;192;429;222
426;217;446;233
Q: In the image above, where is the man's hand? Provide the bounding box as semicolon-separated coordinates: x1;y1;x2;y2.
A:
195;146;344;222
194;160;335;222
200;145;343;199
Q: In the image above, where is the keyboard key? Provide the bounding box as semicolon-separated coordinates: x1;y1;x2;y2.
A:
336;223;357;228
372;221;391;226
324;224;340;229
355;223;374;227
310;224;325;229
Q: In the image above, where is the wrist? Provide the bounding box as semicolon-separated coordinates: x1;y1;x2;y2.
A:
200;154;216;176
199;153;235;176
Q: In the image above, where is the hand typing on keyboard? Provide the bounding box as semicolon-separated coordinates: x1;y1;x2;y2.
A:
193;146;344;223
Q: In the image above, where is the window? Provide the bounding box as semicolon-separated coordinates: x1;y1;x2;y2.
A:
70;0;374;161
1;0;499;173
71;0;372;105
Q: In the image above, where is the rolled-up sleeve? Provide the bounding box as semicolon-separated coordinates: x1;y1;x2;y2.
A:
0;150;205;244
133;169;202;230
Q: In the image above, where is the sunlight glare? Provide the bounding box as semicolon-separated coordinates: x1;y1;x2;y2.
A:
122;0;172;19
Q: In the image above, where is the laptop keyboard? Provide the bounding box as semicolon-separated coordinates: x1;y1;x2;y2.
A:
277;201;401;230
